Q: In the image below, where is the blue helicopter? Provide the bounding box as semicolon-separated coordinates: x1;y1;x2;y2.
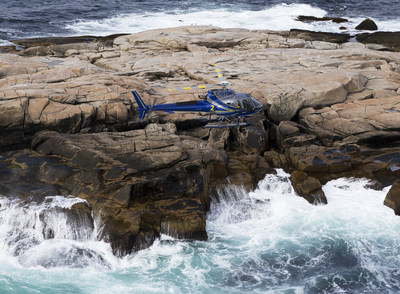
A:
132;64;263;128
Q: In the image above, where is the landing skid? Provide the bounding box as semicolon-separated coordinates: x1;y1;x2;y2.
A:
205;120;251;129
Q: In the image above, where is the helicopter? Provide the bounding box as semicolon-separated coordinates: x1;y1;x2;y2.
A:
132;64;264;128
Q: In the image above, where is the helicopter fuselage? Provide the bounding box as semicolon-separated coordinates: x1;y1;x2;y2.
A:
133;89;263;120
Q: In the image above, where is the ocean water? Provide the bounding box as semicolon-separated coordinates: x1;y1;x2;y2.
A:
1;170;399;293
1;0;400;46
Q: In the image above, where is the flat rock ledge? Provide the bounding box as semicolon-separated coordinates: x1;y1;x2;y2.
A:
1;26;400;254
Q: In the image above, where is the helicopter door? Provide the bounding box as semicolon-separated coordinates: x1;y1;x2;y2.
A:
241;99;253;112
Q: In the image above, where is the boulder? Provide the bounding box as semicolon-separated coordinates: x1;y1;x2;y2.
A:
288;145;353;174
227;153;273;189
355;18;378;31
229;118;269;155
299;96;400;145
356;32;400;52
272;121;318;150
290;170;327;204
384;180;400;215
264;84;305;122
284;142;400;187
296;16;348;24
289;29;350;43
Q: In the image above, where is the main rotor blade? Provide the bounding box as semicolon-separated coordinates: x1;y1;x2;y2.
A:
167;84;218;91
214;63;225;82
154;63;231;92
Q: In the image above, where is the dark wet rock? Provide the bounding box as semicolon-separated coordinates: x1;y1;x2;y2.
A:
227;153;273;189
271;121;319;151
290;170;327;204
297;15;348;24
208;128;230;150
278;121;300;138
0;149;64;197
289;29;350;44
13;34;127;54
285;143;400;187
0;115;273;255
229;118;269;155
263;150;291;170
355;18;378;31
384;180;400;215
288;145;352;174
28;124;232;255
356;32;400;52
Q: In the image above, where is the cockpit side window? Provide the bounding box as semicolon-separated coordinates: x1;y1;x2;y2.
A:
242;99;254;111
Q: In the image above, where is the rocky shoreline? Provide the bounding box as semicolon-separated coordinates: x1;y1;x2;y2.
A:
1;25;399;255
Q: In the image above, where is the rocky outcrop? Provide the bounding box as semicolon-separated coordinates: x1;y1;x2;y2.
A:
289;29;350;44
0;121;270;255
267;126;400;189
298;96;400;146
290;170;327;204
27;124;231;255
0;54;151;150
356;32;400;52
384;180;400;215
2;26;400;151
296;16;348;24
2;25;400;256
11;34;127;54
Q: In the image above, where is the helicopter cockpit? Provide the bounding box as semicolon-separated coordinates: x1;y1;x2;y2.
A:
213;90;262;113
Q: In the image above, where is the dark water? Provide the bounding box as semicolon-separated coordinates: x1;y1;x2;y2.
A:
1;0;400;42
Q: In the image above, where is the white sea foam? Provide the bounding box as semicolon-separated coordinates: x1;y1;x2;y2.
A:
0;39;14;46
66;4;327;36
1;173;400;292
65;4;400;37
0;195;115;268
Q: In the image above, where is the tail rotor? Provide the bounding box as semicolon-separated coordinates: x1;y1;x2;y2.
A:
132;90;151;120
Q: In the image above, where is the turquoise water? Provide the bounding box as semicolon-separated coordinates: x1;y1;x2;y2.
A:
1;170;400;293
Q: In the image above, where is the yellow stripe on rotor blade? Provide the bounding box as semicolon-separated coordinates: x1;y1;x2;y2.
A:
215;69;221;72
167;84;215;91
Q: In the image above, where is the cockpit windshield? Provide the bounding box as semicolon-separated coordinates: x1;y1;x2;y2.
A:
211;89;262;112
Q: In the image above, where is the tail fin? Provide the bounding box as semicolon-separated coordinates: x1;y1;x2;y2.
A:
132;90;150;120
